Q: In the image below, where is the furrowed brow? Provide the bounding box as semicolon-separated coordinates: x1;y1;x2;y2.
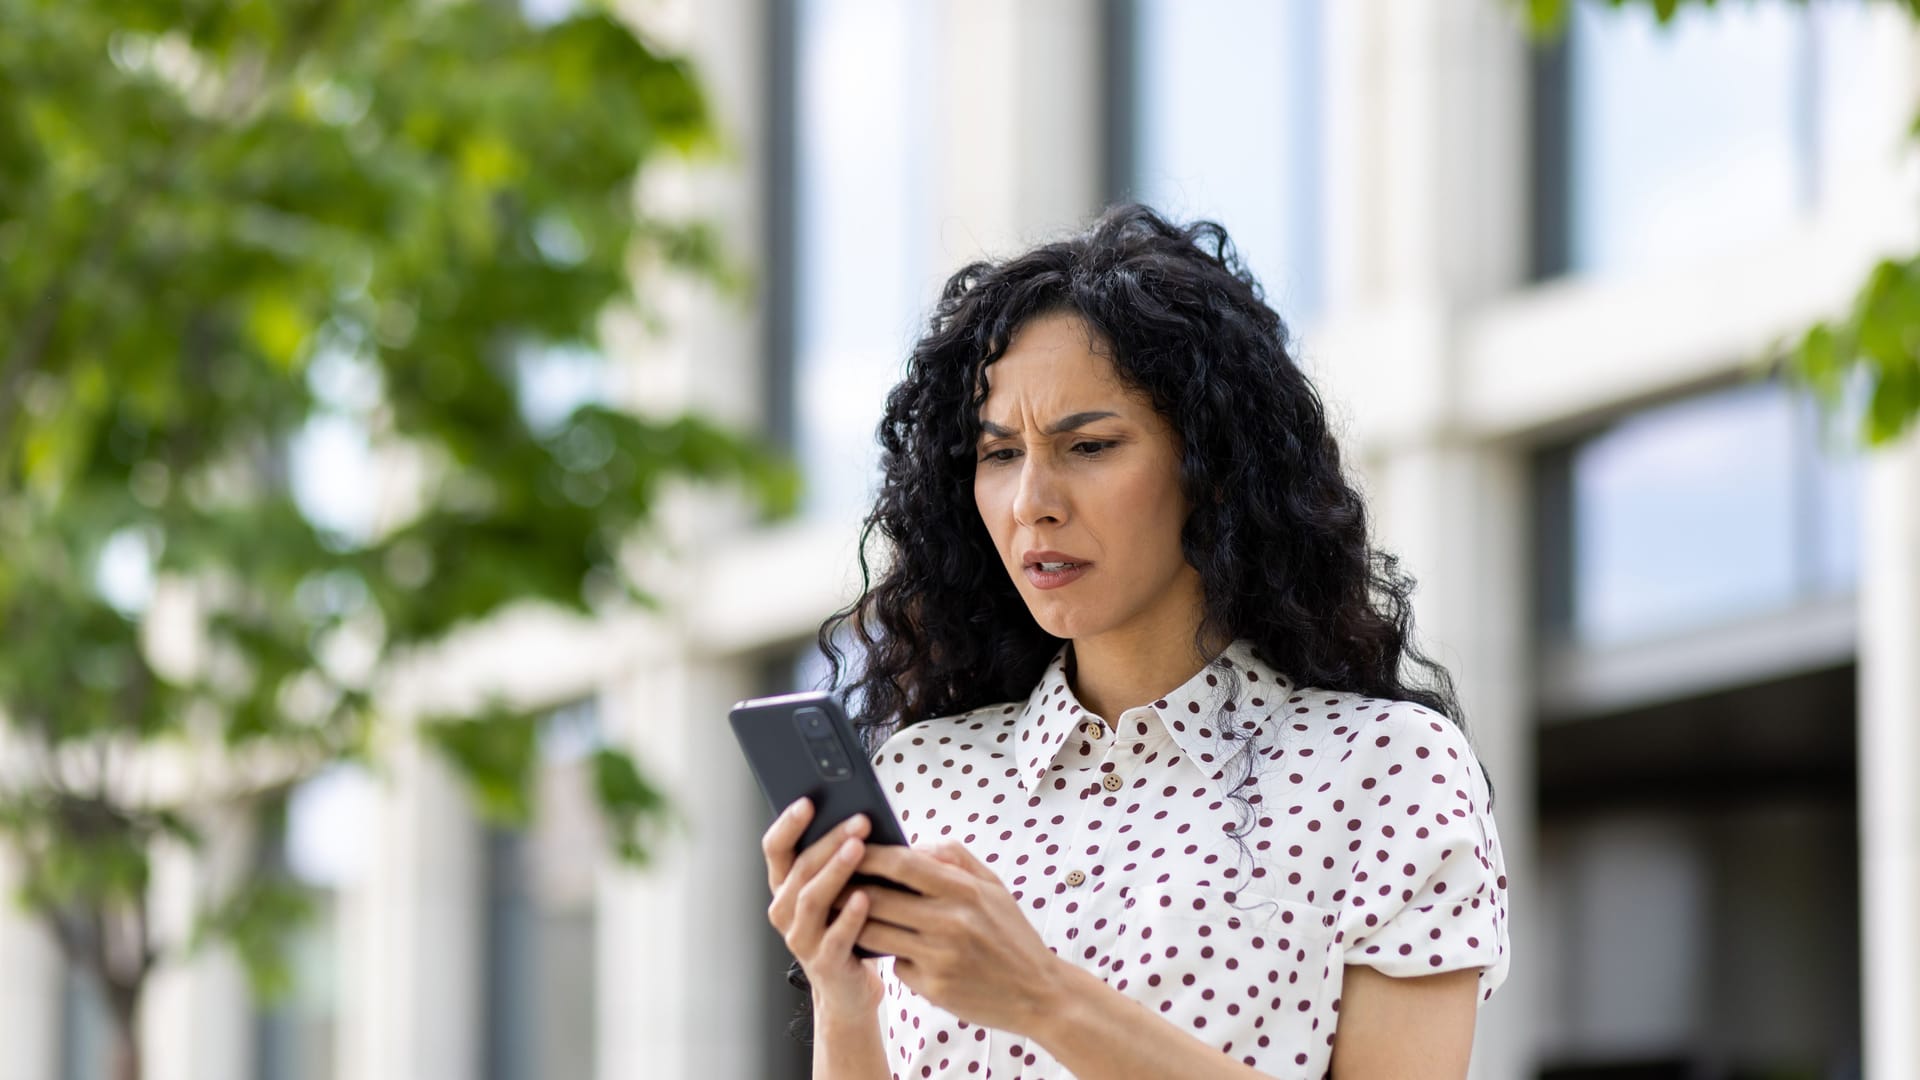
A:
1045;410;1119;434
976;410;1119;439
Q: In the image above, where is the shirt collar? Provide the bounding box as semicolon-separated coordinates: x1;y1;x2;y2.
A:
1013;639;1290;793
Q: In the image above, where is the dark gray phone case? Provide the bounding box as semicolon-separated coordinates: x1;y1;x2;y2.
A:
729;690;916;959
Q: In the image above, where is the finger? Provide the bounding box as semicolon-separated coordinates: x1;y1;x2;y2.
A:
922;838;998;883
768;806;869;896
787;834;867;955
848;883;936;932
766;814;871;933
820;886;870;959
854;915;922;962
760;798;813;892
858;843;975;897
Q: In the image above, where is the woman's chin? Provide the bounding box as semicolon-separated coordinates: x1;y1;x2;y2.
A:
1024;603;1108;643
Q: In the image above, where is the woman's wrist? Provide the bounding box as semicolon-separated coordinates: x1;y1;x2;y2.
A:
812;983;881;1030
1018;952;1100;1046
810;989;888;1080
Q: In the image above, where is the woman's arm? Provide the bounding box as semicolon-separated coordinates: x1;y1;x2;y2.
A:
759;802;889;1080
810;988;889;1080
854;839;1482;1080
1029;960;1478;1079
1326;965;1477;1078
1024;959;1274;1079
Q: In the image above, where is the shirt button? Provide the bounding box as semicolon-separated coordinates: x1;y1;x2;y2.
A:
1082;721;1102;737
1064;870;1087;886
1101;773;1123;792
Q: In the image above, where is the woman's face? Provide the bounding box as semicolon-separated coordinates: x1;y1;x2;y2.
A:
972;311;1203;648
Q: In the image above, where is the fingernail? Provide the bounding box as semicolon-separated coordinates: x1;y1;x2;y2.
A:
786;798;807;817
844;813;868;832
839;837;861;859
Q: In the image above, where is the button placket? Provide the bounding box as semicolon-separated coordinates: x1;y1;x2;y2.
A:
1038;756;1124;945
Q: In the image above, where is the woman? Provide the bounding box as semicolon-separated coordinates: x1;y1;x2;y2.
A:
761;204;1510;1079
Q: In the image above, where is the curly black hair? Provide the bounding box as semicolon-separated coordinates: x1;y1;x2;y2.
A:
816;202;1484;805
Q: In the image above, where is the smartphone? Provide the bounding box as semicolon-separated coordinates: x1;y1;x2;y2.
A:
729;690;915;958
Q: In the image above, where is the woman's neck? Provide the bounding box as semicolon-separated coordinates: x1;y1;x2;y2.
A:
1066;626;1231;725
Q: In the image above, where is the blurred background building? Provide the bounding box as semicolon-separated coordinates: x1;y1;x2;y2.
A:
3;0;1918;1078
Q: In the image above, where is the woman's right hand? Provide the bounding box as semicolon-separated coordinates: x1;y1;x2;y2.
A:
762;798;883;1017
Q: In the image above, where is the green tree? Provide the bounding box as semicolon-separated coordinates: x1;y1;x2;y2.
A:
1521;0;1920;445
0;2;793;1077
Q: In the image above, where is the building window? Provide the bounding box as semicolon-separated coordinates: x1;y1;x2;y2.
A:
58;968;112;1080
254;765;375;1080
1536;379;1859;653
1532;384;1863;1078
481;698;603;1080
776;0;940;521
1535;0;1905;279
1535;795;1860;1077
1121;0;1327;322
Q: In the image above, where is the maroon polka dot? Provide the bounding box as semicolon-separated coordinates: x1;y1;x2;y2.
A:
858;642;1508;1079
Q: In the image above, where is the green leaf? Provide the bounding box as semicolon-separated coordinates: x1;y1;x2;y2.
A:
0;0;778;1010
422;707;541;825
191;879;318;1002
591;747;672;865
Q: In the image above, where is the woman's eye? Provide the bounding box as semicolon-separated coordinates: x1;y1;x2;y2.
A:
979;442;1112;464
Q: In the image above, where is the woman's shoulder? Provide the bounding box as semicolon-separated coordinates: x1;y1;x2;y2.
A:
868;699;1025;770
1275;685;1489;794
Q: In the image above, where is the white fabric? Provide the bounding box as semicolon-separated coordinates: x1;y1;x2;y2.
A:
868;638;1510;1079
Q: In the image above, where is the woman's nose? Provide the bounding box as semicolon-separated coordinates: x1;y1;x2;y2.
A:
1012;457;1066;527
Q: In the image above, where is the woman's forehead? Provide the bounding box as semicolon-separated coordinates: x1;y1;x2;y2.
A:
976;361;1138;424
979;316;1126;398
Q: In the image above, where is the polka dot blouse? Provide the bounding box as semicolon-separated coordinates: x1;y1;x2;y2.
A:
866;638;1510;1080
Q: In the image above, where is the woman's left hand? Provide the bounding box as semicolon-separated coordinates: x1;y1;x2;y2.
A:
849;839;1068;1035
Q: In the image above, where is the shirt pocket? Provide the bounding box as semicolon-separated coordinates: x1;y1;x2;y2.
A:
1110;881;1340;1076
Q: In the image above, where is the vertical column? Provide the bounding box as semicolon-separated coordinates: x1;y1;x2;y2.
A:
0;849;61;1080
1859;433;1920;1079
141;812;253;1080
1321;0;1389;311
618;0;766;434
340;736;482;1080
596;649;766;1080
1326;0;1527;310
1353;5;1537;1077
1373;445;1538;1080
1375;0;1528;304
934;0;1105;265
597;652;690;1080
600;1;787;1078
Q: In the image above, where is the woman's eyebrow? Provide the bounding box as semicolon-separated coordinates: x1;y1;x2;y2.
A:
977;410;1120;438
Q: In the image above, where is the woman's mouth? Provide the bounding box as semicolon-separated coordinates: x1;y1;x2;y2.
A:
1025;562;1091;590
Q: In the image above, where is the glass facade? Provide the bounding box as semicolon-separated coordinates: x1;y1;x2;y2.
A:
1547;380;1859;649
57;969;111;1080
1127;0;1326;322
481;698;603;1080
1534;380;1865;1074
1538;799;1860;1075
788;0;939;520
1549;0;1902;278
255;764;375;1080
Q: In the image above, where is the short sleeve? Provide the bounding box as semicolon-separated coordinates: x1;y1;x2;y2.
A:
1338;709;1511;1005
